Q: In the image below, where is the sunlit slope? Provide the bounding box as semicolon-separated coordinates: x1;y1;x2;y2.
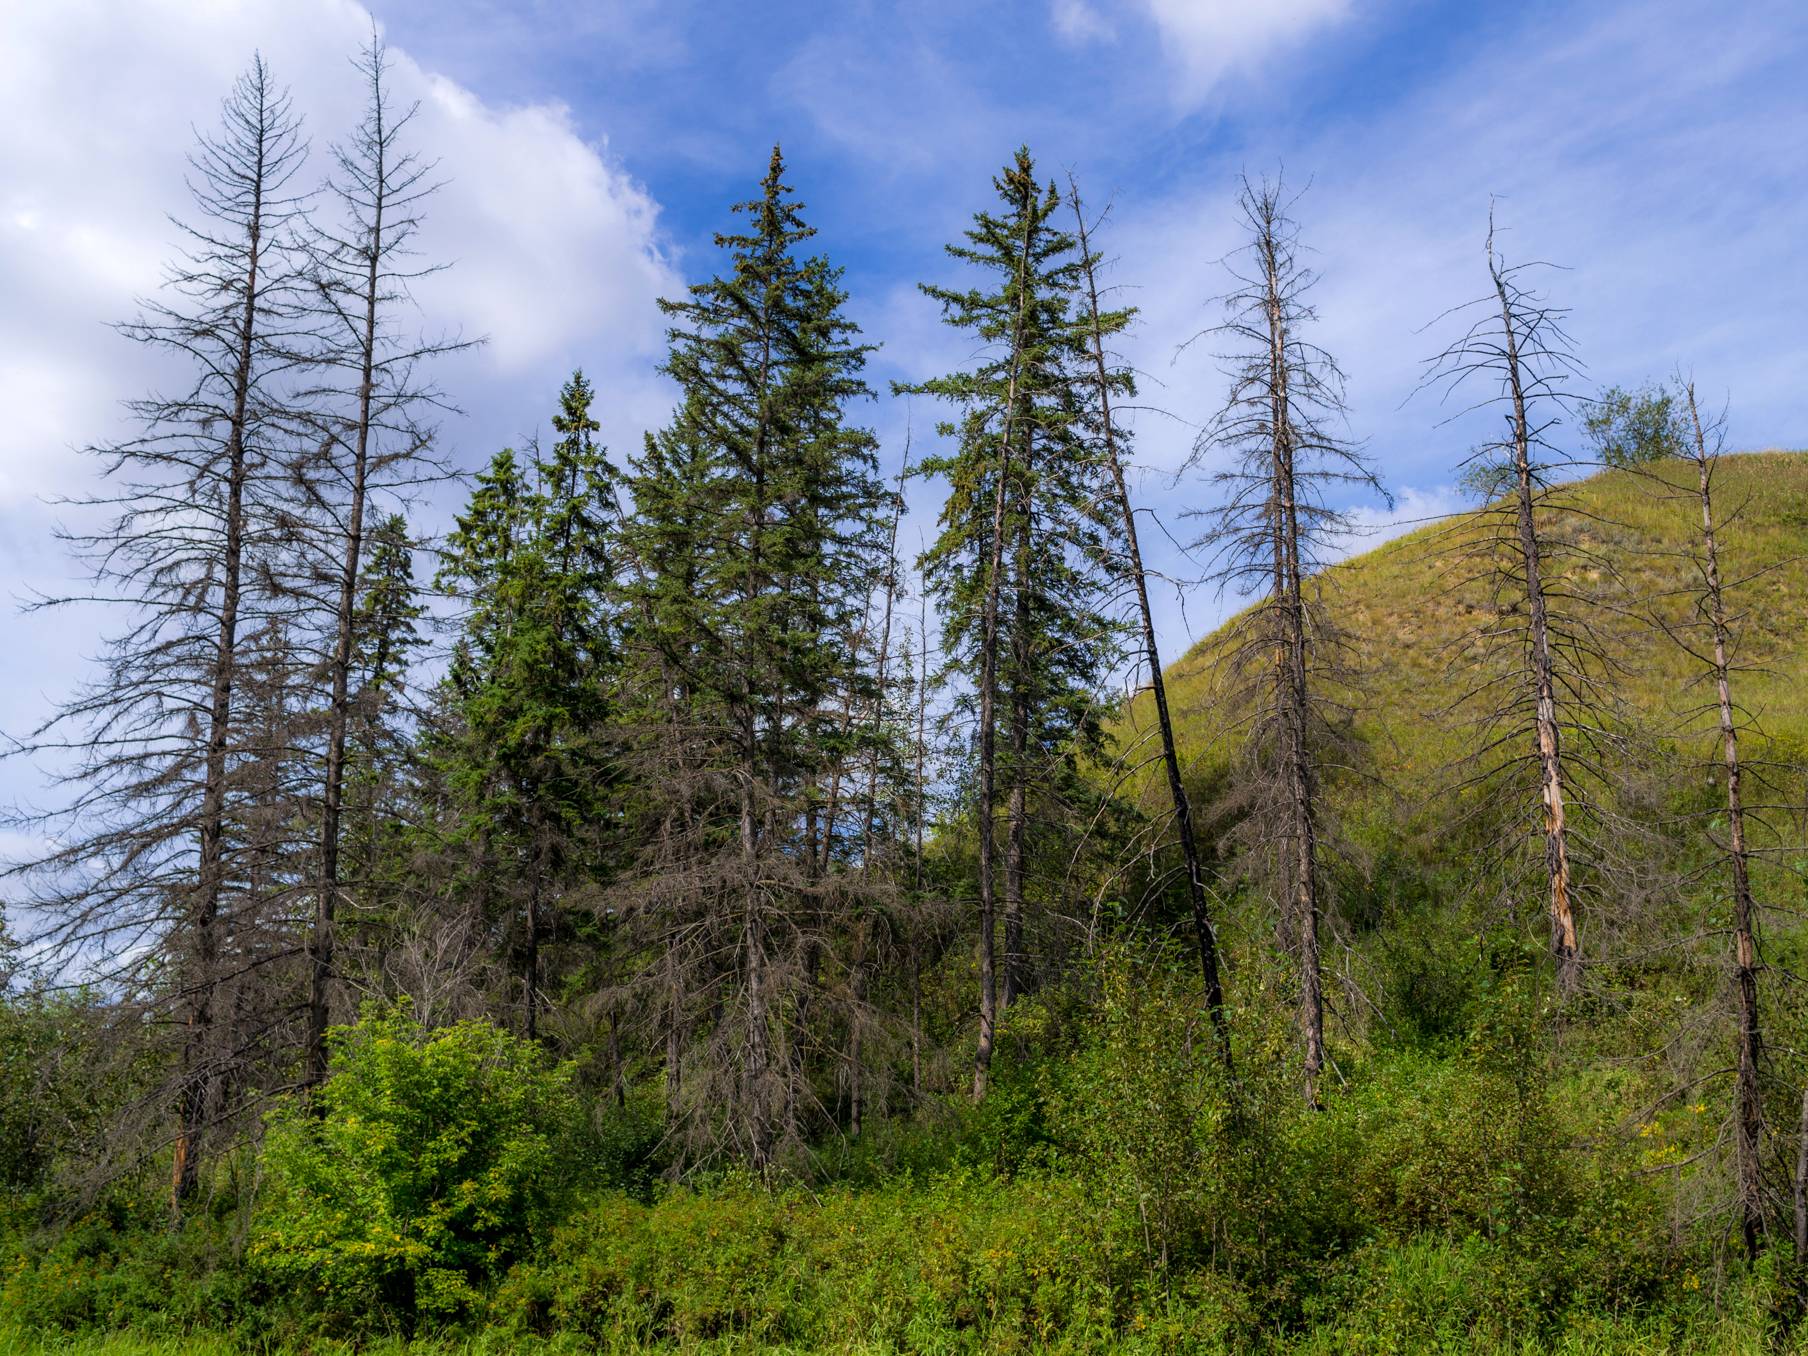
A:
1126;451;1808;822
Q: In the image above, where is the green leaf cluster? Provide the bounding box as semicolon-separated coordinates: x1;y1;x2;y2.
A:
251;1008;581;1327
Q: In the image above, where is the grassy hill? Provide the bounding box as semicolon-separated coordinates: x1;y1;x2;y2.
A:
1125;450;1808;822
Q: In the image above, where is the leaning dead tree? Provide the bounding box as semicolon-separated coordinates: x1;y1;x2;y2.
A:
2;57;315;1218
1189;177;1384;1107
1067;175;1230;1071
294;31;466;1085
1422;212;1608;1003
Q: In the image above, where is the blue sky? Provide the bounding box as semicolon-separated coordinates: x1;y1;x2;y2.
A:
2;0;1805;836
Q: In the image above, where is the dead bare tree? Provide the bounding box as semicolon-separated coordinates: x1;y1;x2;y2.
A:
1187;176;1384;1107
1068;174;1231;1071
2;56;315;1218
1661;383;1767;1259
1421;210;1604;1002
294;30;468;1085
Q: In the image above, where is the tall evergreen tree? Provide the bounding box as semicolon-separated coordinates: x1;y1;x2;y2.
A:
436;372;620;1040
337;513;425;993
903;148;1127;1099
617;147;886;1167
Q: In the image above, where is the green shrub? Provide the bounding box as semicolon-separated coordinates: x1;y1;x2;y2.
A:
0;988;118;1204
0;1190;257;1338
495;1173;1205;1352
250;1007;581;1330
1043;947;1269;1277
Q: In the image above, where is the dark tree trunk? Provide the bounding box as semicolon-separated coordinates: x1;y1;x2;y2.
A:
1002;476;1031;1009
1258;220;1325;1107
306;127;383;1089
1068;181;1231;1068
525;822;544;1043
970;209;1036;1102
174;88;271;1215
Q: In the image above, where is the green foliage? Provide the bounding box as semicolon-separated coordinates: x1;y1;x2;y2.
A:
905;145;1127;782
1044;948;1256;1274
0;1189;258;1338
1585;381;1685;468
0;989;113;1200
437;371;622;848
494;1174;1165;1352
624;143;884;802
250;1008;581;1328
0;981;1781;1352
612;145;892;1166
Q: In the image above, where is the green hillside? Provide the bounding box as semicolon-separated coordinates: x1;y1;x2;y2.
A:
1130;450;1808;817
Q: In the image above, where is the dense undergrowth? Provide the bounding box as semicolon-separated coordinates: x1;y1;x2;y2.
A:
5;938;1806;1353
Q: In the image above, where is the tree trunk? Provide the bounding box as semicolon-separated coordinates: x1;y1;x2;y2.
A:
848;941;867;1137
739;757;773;1169
524;821;544;1043
1793;1087;1808;1257
307;118;385;1088
1490;248;1580;999
665;940;684;1126
174;103;268;1217
1068;179;1231;1070
1685;384;1765;1259
910;949;923;1097
862;448;910;868
911;595;929;1099
1002;476;1031;1009
1261;222;1325;1106
969;205;1037;1101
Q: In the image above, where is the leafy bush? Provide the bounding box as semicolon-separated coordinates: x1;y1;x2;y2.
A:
1585;382;1684;467
1044;947;1270;1277
250;1008;581;1330
0;990;104;1199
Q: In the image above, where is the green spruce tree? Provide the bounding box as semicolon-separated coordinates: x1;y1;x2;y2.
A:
338;513;425;994
903;148;1127;1099
617;147;886;1167
435;373;621;1040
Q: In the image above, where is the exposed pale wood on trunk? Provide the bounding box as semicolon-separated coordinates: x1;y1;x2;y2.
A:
1488;237;1580;999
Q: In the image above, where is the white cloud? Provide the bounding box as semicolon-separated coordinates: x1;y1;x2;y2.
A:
0;0;681;815
0;0;678;506
1333;484;1466;560
406;71;674;373
1139;0;1350;102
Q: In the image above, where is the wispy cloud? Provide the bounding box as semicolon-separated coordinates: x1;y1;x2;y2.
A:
1140;0;1351;104
1050;0;1114;47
